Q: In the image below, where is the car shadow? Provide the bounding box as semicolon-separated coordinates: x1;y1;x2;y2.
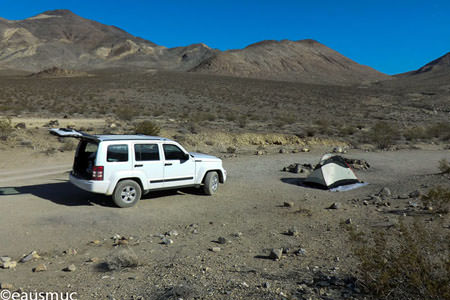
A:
0;181;206;207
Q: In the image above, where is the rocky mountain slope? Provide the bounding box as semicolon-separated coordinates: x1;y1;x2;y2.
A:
0;10;393;85
190;39;390;85
0;10;215;72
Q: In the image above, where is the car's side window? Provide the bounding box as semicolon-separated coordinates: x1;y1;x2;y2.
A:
135;144;160;161
163;144;187;160
107;144;129;162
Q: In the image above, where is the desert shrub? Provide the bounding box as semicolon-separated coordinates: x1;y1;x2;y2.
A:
238;117;247;128
59;139;77;152
426;122;450;140
438;159;450;174
115;107;136;121
0;117;13;140
315;119;332;135
190;112;216;123
349;221;449;300
339;125;357;136
105;248;138;271
367;122;399;149
305;127;316;137
403;126;427;141
134;121;160;136
421;186;450;214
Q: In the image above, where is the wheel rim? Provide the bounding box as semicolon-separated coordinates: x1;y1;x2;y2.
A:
211;175;219;192
121;186;136;203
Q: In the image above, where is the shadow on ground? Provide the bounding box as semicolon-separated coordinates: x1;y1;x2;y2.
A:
0;181;206;207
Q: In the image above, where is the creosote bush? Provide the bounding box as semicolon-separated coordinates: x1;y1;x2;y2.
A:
367;121;399;149
421;186;450;214
346;220;449;300
134;120;160;136
0;117;13;140
438;159;450;174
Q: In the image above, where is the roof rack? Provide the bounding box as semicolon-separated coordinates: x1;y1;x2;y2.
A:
49;128;97;139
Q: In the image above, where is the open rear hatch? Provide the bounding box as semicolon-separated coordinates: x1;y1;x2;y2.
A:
49;128;99;180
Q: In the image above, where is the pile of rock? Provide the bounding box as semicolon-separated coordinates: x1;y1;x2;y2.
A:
283;163;313;174
343;158;370;170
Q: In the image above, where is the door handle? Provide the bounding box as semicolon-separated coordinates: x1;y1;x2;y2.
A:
135;164;143;167
165;163;172;166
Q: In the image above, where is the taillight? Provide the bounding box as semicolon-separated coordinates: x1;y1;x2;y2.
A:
92;166;104;181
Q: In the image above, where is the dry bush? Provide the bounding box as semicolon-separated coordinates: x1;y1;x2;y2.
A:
348;221;450;300
105;248;139;271
115;106;136;121
438;159;450;174
0;117;13;140
421;186;450;214
426;122;450;141
366;122;399;149
59;139;77;152
134;121;160;136
403;126;427;141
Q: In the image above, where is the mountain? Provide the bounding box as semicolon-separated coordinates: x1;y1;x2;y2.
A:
399;52;450;77
0;10;389;85
0;10;216;72
189;39;389;85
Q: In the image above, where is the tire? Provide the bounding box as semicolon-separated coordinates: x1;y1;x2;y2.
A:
203;171;219;195
112;180;142;208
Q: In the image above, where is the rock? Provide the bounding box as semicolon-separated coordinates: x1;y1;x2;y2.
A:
14;122;26;129
269;248;283;260
409;190;422;198
296;248;307;256
90;240;101;245
110;123;117;128
279;149;287;154
87;257;99;263
1;261;17;269
345;218;352;224
46;120;59;127
283;201;294;208
0;282;14;290
232;232;243;238
63;264;76;272
328;202;341;209
333;146;344;153
378;187;392;198
287;227;299;236
167;230;179;237
255;150;264;155
161;237;173;245
398;194;409;199
262;282;270;289
217;237;227;244
64;249;77;255
301;148;310;152
33;264;47;272
210;247;221;252
363;200;369;206
0;257;11;264
20;251;40;263
408;201;418;208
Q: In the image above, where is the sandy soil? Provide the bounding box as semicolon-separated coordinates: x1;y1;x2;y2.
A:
0;148;449;299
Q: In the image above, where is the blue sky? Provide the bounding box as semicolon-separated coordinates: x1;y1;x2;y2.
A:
0;0;449;74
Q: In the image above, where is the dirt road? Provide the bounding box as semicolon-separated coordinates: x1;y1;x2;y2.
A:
0;149;449;299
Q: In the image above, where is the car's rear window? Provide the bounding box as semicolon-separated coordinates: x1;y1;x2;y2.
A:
107;144;129;162
135;144;160;161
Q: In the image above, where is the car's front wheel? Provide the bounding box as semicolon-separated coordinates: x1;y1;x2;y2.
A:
112;180;142;208
203;171;219;195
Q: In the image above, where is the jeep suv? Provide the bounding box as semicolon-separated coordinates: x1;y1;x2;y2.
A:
50;128;227;207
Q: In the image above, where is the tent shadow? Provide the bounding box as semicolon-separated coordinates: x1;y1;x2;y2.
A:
0;181;207;207
280;178;326;190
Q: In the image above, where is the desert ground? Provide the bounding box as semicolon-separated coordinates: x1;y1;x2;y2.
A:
0;132;449;299
0;69;449;300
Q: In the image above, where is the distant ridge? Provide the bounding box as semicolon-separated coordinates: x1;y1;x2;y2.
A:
190;39;389;85
0;9;391;85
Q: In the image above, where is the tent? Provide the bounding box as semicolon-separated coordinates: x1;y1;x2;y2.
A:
304;154;360;189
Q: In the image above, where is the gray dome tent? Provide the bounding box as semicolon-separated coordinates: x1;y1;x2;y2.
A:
304;154;360;189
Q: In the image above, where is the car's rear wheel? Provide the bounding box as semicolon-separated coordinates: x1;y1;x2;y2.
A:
203;171;219;195
112;180;142;208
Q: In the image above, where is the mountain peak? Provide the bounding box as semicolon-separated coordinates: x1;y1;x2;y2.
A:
42;9;76;16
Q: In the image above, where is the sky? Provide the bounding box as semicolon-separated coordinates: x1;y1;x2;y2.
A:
0;0;449;75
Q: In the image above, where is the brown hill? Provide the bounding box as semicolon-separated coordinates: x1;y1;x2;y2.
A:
0;10;216;72
190;39;389;85
28;66;89;78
